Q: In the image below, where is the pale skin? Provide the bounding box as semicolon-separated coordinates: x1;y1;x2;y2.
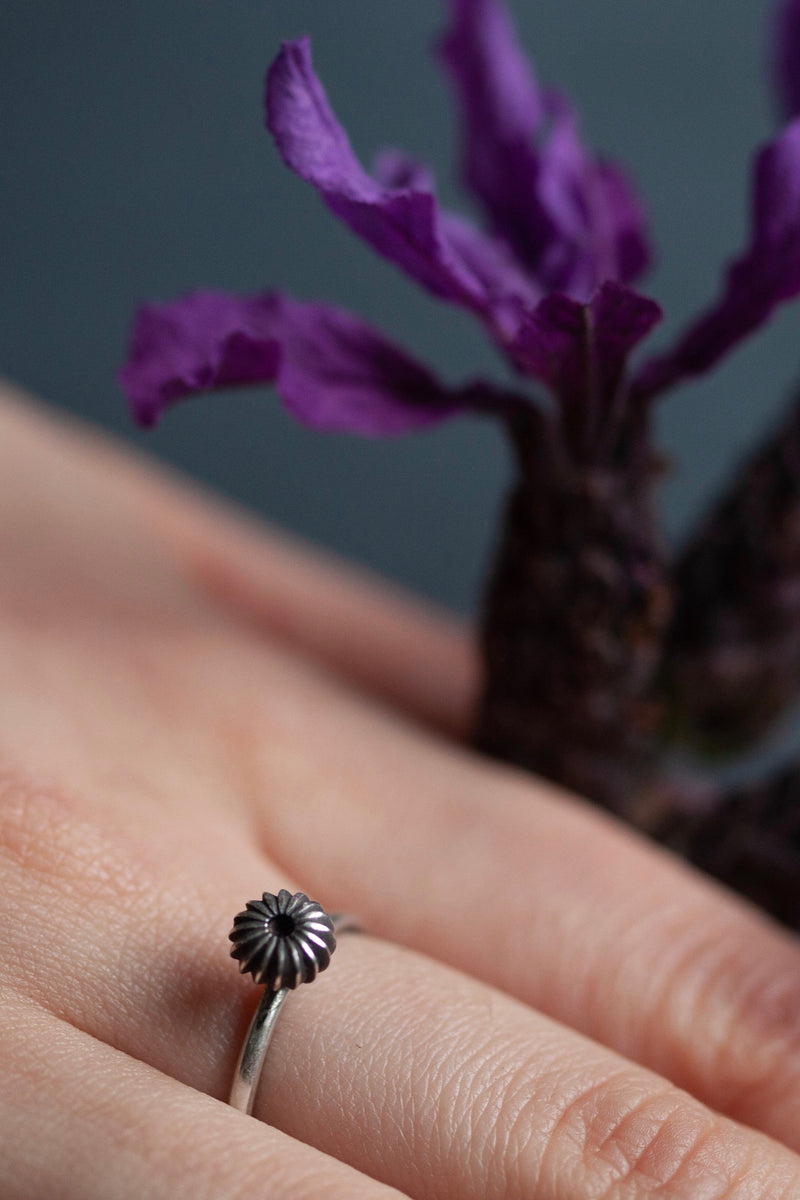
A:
5;382;800;1199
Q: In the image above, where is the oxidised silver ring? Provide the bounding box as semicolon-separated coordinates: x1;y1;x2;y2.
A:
228;889;360;1114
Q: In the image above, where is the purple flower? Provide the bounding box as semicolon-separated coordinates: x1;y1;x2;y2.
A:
119;0;800;454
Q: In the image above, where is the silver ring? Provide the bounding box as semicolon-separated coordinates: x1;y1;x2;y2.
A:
228;889;360;1114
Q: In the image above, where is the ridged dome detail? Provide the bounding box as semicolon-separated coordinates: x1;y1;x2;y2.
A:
229;889;336;990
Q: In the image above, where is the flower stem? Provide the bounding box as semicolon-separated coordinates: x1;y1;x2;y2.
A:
473;409;672;813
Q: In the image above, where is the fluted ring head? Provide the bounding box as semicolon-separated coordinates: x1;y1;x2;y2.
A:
229;890;336;991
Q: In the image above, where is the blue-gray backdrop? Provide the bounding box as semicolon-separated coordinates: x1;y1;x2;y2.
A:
0;0;792;615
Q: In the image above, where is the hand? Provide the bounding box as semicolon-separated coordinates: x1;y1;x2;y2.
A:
3;381;800;1199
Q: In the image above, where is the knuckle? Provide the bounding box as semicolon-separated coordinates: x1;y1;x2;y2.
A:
717;964;800;1125
539;1072;713;1194
656;920;800;1116
496;1059;775;1198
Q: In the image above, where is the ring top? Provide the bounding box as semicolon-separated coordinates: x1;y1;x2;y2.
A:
229;889;336;991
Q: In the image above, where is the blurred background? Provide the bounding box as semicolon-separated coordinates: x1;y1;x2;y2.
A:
0;0;791;615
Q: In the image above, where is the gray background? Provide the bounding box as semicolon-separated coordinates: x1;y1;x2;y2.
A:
0;0;792;615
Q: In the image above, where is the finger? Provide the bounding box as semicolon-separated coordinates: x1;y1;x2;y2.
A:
238;650;800;1152
0;382;476;736
4;798;800;1200
0;994;408;1200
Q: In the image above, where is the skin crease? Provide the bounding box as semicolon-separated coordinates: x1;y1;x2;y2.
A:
4;384;800;1196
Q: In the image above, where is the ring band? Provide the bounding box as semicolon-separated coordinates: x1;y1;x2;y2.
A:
228;890;360;1114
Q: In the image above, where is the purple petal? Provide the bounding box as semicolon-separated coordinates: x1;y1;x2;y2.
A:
596;160;652;284
118;291;282;427
260;296;466;434
440;0;546;146
773;0;800;119
265;37;540;337
372;147;541;334
438;0;651;297
635;120;800;398
510;281;662;415
119;289;516;435
437;212;544;340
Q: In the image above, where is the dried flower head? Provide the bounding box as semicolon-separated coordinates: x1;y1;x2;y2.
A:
229;890;336;991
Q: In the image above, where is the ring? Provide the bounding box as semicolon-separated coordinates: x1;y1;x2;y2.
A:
228;889;360;1114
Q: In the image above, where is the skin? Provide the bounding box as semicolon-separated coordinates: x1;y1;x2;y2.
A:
3;381;800;1198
